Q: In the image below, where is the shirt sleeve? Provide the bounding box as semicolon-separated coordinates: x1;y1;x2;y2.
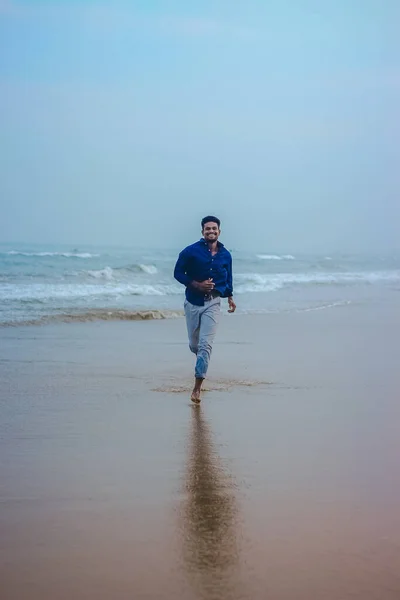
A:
174;247;192;287
225;253;233;297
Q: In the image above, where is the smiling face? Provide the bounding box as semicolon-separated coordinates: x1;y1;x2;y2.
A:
202;221;220;243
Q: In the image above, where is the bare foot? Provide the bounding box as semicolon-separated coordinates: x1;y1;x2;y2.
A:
191;389;201;404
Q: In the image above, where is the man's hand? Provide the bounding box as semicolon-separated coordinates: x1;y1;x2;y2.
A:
228;296;236;313
192;279;215;293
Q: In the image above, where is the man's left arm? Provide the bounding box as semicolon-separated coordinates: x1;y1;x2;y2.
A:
226;254;236;313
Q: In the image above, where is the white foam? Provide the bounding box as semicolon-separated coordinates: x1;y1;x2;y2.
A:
87;266;114;280
257;254;295;260
297;300;352;312
0;282;182;302
5;251;99;258
235;273;283;293
138;264;158;275
2;266;399;306
79;264;158;281
234;270;400;294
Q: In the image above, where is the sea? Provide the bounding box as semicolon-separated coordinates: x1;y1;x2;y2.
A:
1;243;399;326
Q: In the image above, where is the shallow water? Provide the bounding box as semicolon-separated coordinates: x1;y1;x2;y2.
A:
1;243;399;324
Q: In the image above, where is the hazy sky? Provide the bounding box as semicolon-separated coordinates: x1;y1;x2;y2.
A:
0;0;399;252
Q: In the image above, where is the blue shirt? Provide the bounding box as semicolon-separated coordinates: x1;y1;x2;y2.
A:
174;239;233;306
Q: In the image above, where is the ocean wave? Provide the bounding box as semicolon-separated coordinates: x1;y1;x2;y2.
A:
87;266;114;280
5;251;100;258
235;274;282;293
122;263;158;275
1;270;398;303
0;309;184;327
80;264;158;281
235;270;400;293
0;282;182;302
257;254;295;260
138;264;158;274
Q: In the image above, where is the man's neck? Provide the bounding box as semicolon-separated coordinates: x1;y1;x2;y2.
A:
207;240;218;252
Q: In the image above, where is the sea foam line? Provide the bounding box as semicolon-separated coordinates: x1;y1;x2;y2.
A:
5;251;99;258
257;254;295;260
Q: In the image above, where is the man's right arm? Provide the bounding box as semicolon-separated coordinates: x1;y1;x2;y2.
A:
174;249;214;293
174;248;192;287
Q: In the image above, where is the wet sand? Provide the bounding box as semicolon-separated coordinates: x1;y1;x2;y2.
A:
1;302;400;599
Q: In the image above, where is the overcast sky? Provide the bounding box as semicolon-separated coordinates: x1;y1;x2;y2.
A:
0;0;399;253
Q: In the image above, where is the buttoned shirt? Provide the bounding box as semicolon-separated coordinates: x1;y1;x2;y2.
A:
174;239;233;306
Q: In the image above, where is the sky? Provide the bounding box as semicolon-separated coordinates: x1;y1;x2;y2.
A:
0;0;399;253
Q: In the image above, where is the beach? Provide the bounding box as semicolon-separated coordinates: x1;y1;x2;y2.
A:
1;299;400;600
2;0;399;593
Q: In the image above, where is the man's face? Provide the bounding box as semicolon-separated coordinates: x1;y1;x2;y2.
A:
202;221;220;243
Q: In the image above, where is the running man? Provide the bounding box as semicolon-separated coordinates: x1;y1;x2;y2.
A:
174;216;236;403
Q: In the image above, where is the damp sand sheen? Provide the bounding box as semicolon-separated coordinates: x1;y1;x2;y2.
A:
1;301;400;599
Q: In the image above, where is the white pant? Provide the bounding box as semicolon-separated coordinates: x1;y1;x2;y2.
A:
184;297;221;379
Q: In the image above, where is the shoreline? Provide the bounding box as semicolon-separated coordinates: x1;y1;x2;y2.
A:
0;308;185;327
0;294;372;328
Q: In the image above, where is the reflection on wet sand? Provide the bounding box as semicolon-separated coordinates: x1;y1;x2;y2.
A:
181;406;241;600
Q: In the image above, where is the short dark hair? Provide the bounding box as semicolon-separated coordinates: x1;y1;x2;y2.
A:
201;215;221;229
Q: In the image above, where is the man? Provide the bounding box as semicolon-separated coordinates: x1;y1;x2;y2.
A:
174;216;236;403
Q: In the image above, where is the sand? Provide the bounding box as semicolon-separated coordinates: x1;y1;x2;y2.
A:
1;302;400;599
